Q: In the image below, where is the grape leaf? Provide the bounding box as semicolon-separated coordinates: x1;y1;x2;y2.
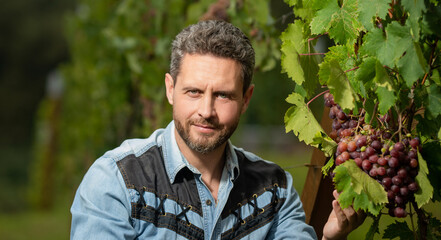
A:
281;20;320;97
415;151;434;208
312;131;337;157
428;216;441;240
383;221;414;240
420;141;441;202
327;59;356;111
333;161;386;215
427;84;441;118
398;42;428;87
284;92;326;146
358;0;391;31
322;156;335;176
374;61;397;115
402;0;427;22
361;22;412;68
365;215;381;240
281;35;304;85
310;0;362;44
355;57;377;98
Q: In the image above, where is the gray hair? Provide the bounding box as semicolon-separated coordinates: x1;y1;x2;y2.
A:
170;20;255;94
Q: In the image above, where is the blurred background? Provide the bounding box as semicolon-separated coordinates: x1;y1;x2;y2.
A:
1;0;438;239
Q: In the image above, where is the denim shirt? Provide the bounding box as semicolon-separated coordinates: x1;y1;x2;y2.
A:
70;121;317;239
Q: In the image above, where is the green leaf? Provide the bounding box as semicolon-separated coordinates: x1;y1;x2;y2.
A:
322;156;335;176
428;216;441;240
365;215;381;240
398;42;428;87
374;61;396;114
333;161;387;215
415;151;434;208
427;84;441;118
402;0;427;22
327;60;356;110
361;22;412;68
312;131;337;157
284;93;326;146
383;221;414;240
358;0;391;31
355;57;377;98
310;0;362;44
281;21;320;97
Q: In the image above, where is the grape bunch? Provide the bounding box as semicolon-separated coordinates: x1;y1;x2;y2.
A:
324;93;421;218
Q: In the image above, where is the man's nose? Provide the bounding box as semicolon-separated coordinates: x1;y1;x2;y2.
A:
198;94;215;119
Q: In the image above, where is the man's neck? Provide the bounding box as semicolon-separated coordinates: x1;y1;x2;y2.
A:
174;129;226;201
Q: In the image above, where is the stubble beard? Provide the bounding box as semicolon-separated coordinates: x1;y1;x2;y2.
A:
174;117;238;154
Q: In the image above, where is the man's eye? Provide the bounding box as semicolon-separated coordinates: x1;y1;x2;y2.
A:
217;93;229;99
188;90;199;96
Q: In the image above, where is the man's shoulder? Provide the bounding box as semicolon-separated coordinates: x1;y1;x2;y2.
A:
100;128;166;163
232;146;288;187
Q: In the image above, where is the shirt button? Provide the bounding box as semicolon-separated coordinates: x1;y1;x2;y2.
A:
206;200;212;206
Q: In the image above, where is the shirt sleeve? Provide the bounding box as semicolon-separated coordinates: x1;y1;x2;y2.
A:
70;157;137;239
267;171;318;240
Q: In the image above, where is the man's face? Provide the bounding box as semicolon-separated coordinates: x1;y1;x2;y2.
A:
165;54;253;154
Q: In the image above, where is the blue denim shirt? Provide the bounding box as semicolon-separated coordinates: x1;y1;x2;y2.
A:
71;121;317;239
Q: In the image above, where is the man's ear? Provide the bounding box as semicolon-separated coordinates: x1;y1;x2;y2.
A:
165;73;174;105
241;84;254;114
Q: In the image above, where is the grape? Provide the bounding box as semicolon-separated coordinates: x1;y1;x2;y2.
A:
366;147;376;157
377;166;386;176
347;141;357;152
410;138;420;149
356;136;367;148
394;207;407;218
394;142;405;152
362;160;372;171
369;168;377;177
368;155;378;164
338;142;348;152
397;168;407;179
378;157;387;166
388;157;399;168
400;187;409;196
391;185;400;193
332;120;342;130
408;149;417;159
410;159;418;168
382;177;392;188
395;195;405;205
350;151;360;159
337;111;347;121
349;120;358;129
408;182;419;192
341;151;350;161
354;158;362;167
392;176;402;186
371;140;382;150
387;190;395;200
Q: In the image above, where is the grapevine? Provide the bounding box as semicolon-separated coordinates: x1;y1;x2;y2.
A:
281;0;441;239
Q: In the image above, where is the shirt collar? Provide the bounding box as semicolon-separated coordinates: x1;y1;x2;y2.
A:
162;121;240;184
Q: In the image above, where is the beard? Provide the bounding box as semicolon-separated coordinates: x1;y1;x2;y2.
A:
174;116;238;154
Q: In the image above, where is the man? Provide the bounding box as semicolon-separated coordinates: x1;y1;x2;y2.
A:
71;20;364;239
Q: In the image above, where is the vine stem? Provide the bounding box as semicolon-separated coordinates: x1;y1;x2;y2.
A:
369;101;379;125
344;66;359;73
421;38;439;85
412;201;428;240
307;90;329;108
409;202;418;240
299;53;325;56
